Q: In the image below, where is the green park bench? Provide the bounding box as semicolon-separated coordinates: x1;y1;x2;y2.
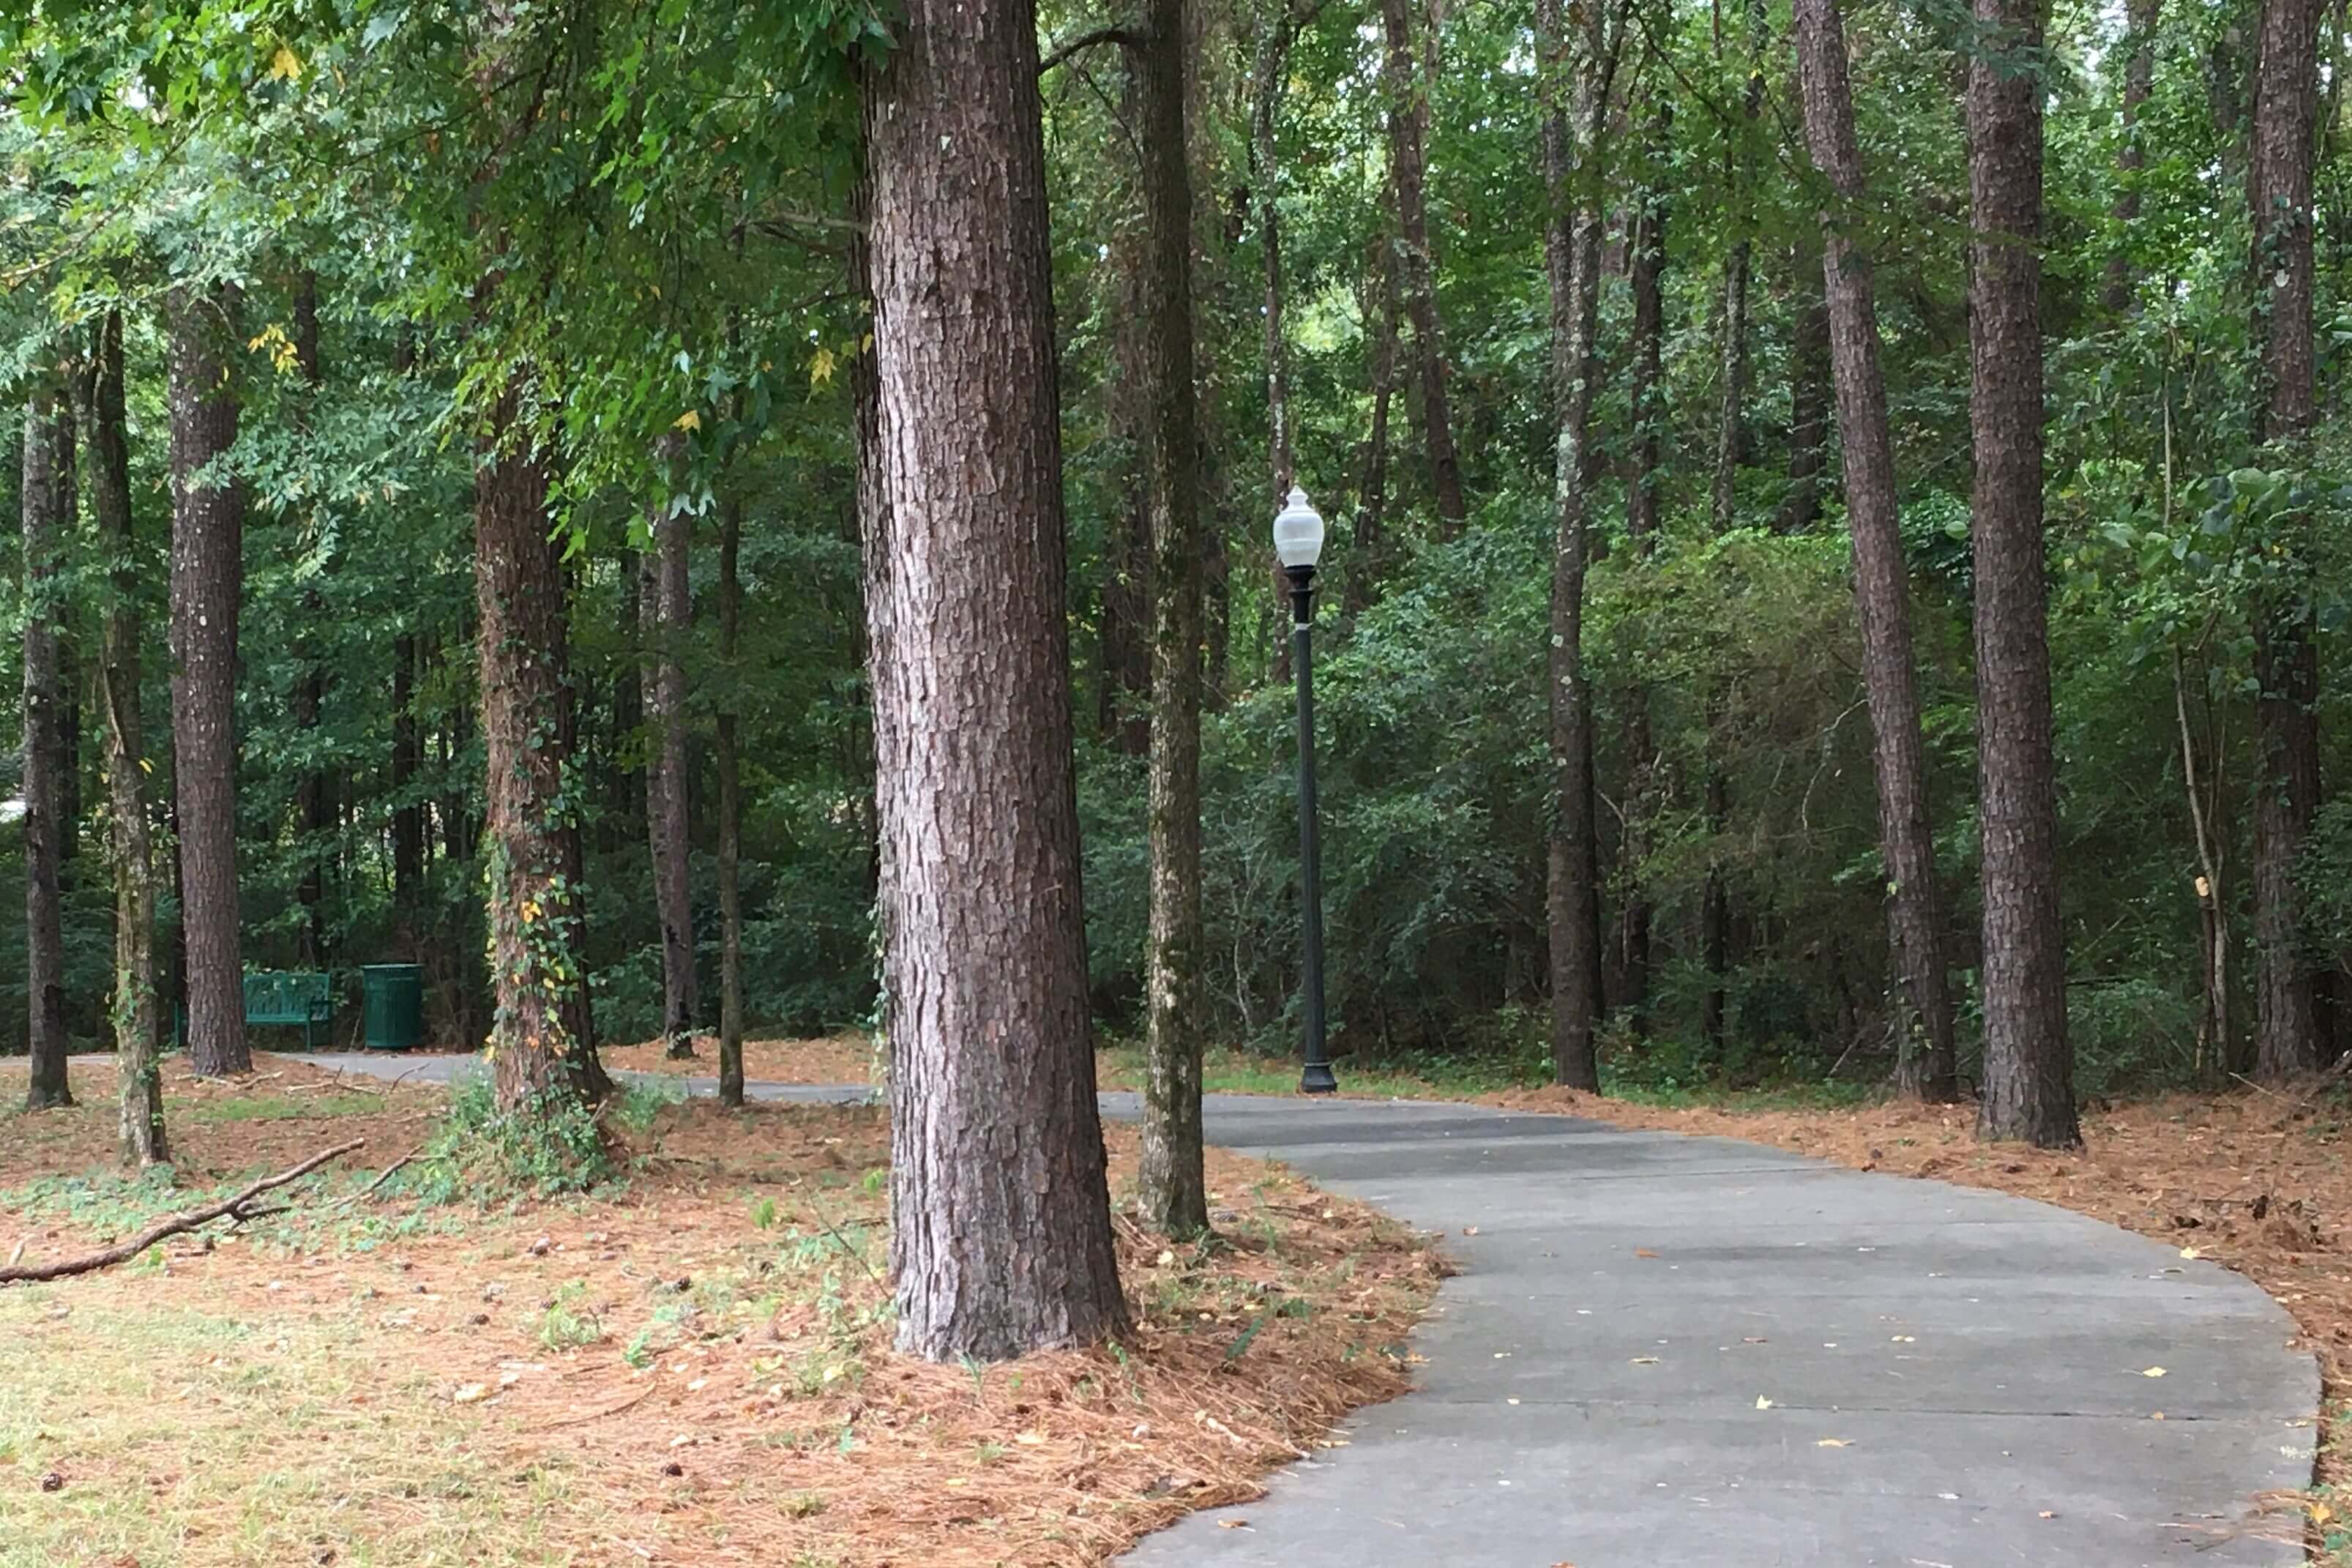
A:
173;971;337;1051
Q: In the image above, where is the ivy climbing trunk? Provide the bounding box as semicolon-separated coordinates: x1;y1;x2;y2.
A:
862;0;1132;1360
1539;0;1608;1091
1793;0;1960;1102
168;283;250;1080
21;376;72;1111
2250;0;2323;1079
477;386;609;1111
92;311;165;1162
1135;0;1210;1241
1380;0;1468;532
1967;0;2079;1145
645;452;698;1059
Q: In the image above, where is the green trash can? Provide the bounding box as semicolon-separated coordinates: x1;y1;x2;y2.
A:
360;963;425;1052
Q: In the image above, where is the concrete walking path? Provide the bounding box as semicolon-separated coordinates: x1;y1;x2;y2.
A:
296;1054;2316;1567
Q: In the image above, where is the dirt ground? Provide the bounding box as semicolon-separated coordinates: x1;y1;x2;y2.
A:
597;1034;877;1086
0;1054;1443;1567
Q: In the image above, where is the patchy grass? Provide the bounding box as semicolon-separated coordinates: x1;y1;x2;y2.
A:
0;1053;1441;1567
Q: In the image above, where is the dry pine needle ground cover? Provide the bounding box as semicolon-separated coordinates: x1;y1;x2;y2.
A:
0;1054;1443;1568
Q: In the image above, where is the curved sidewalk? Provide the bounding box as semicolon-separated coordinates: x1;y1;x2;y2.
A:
296;1056;2315;1567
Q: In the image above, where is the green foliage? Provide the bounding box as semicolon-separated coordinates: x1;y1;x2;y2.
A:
414;1078;619;1202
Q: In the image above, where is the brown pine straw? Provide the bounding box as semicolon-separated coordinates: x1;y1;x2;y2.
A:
0;1057;1448;1567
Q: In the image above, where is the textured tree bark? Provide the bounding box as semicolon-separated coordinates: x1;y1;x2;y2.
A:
2102;0;2161;314
1777;239;1831;534
644;447;698;1059
1380;0;1468;531
1135;0;1210;1240
91;312;165;1161
1099;135;1154;756
2250;0;2323;1078
1793;0;1960;1103
1617;113;1668;1034
862;0;1131;1359
717;490;745;1109
22;378;72;1111
168;283;251;1080
1967;0;2078;1143
1539;0;1608;1091
477;387;609;1110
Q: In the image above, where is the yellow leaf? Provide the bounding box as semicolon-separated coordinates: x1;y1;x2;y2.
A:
1755;1396;1774;1410
2142;1366;2167;1378
808;346;838;387
1816;1438;1851;1448
2313;1503;2334;1525
269;45;303;81
673;408;702;432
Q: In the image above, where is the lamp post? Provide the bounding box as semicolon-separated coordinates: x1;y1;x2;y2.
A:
1274;488;1337;1095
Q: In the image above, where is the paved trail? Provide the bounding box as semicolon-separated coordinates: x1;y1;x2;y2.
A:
300;1054;2315;1567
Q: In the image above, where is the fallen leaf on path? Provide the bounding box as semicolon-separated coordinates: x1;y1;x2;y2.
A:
1634;1248;1660;1259
452;1384;488;1404
1755;1396;1774;1410
1630;1356;1659;1365
2142;1366;2167;1378
1816;1438;1850;1448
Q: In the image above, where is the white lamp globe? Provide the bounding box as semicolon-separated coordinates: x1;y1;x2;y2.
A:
1272;487;1325;570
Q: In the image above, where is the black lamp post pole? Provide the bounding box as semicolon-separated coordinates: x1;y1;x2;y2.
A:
1290;564;1337;1094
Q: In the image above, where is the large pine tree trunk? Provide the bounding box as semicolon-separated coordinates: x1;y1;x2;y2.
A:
1539;0;1608;1091
1135;0;1210;1240
645;453;698;1058
168;283;250;1080
1793;0;1960;1102
477;388;608;1110
1380;0;1468;531
1967;0;2078;1143
92;312;165;1161
22;377;73;1110
2250;0;2323;1078
717;491;746;1108
2103;0;2162;314
862;0;1130;1360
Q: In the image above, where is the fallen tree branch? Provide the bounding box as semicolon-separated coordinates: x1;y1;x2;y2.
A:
333;1146;424;1209
0;1140;365;1285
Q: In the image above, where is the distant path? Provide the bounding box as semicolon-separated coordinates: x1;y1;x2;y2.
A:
297;1053;2315;1567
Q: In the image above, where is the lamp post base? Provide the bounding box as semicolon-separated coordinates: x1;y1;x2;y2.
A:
1299;1060;1338;1095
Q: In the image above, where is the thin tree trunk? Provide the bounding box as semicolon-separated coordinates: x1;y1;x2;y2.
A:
1348;234;1402;616
1381;0;1469;531
477;386;608;1110
1134;0;1210;1240
717;490;745;1109
1100;150;1154;756
2104;0;2162;313
1253;4;1297;500
168;283;250;1080
1793;0;1961;1102
862;0;1131;1359
1713;0;1767;534
645;446;698;1057
1540;0;1609;1091
91;311;165;1162
1967;0;2078;1143
291;270;331;970
22;377;72;1110
1617;105;1668;1034
392;632;423;952
2250;0;2323;1078
1777;239;1832;533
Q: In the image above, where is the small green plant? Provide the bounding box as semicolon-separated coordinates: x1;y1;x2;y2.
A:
973;1440;1006;1466
751;1195;780;1230
417;1077;619;1201
536;1280;605;1350
783;1491;829;1519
